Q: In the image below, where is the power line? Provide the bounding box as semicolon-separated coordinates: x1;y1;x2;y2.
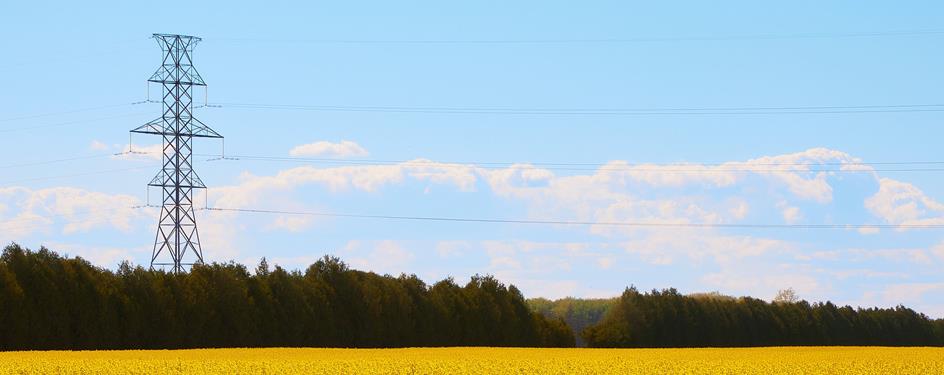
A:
204;206;944;230
207;102;944;116
3;150;941;182
0;154;114;170
0;112;148;134
7;148;944;172
214;29;944;45
2;38;149;70
0;205;151;234
208;154;944;167
0;103;136;123
0;165;156;185
205;154;942;174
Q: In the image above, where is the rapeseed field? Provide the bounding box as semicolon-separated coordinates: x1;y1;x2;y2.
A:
0;347;941;374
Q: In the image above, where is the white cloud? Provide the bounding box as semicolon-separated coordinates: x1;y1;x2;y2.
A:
865;178;944;228
289;140;369;158
727;199;750;220
347;240;415;275
483;240;521;269
0;187;147;238
855;283;944;317
436;240;471;258
208;147;873;236
620;230;791;266
850;283;944;319
39;241;148;268
596;257;614;269
570;148;865;203
702;269;822;302
196;207;250;263
825;269;908;280
89;140;109;151
799;247;934;265
934;241;944;261
777;201;802;224
879;283;944;303
265;215;314;232
477;148;869;238
210;159;479;211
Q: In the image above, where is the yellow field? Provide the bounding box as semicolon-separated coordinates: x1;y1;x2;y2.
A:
0;347;941;374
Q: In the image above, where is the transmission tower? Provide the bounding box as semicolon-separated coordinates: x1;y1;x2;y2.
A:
131;33;222;273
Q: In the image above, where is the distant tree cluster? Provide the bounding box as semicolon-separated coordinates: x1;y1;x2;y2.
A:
581;287;944;347
528;297;615;347
0;244;574;350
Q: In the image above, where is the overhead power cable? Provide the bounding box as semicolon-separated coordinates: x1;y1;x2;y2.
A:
0;112;148;134
0;165;157;185
207;102;944;116
0;205;153;234
206;154;944;167
3;150;943;182
0;103;137;123
214;29;944;45
0;154;114;170
203;153;942;174
204;206;944;230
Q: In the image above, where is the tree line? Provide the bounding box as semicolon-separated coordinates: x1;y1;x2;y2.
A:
579;287;944;347
3;243;943;350
0;244;573;350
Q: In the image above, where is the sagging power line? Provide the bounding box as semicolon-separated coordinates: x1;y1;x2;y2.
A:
3;99;944;134
0;165;157;185
206;101;944;116
204;206;944;230
209;154;944;174
214;29;944;45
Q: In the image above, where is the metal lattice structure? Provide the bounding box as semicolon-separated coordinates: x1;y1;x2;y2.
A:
132;34;222;272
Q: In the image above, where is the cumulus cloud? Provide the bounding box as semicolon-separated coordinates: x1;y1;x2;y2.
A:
569;147;867;203
796;246;936;265
777;201;802;224
346;240;415;275
702;269;823;302
475;148;872;237
0;187;148;239
855;283;944;317
865;178;944;228
39;241;148;268
210;159;479;211
934;242;944;261
289;140;369;158
619;230;791;266
89;140;109;151
266;215;314;232
436;240;471;258
208;147;875;235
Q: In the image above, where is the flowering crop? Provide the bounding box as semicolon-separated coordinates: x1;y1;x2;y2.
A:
0;347;941;374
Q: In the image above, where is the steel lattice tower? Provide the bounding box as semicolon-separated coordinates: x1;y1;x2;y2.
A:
131;34;222;272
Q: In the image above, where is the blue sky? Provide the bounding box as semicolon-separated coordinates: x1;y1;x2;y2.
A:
2;1;944;316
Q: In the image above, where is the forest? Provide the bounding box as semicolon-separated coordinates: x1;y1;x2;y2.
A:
1;244;942;350
580;287;944;347
0;244;573;350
